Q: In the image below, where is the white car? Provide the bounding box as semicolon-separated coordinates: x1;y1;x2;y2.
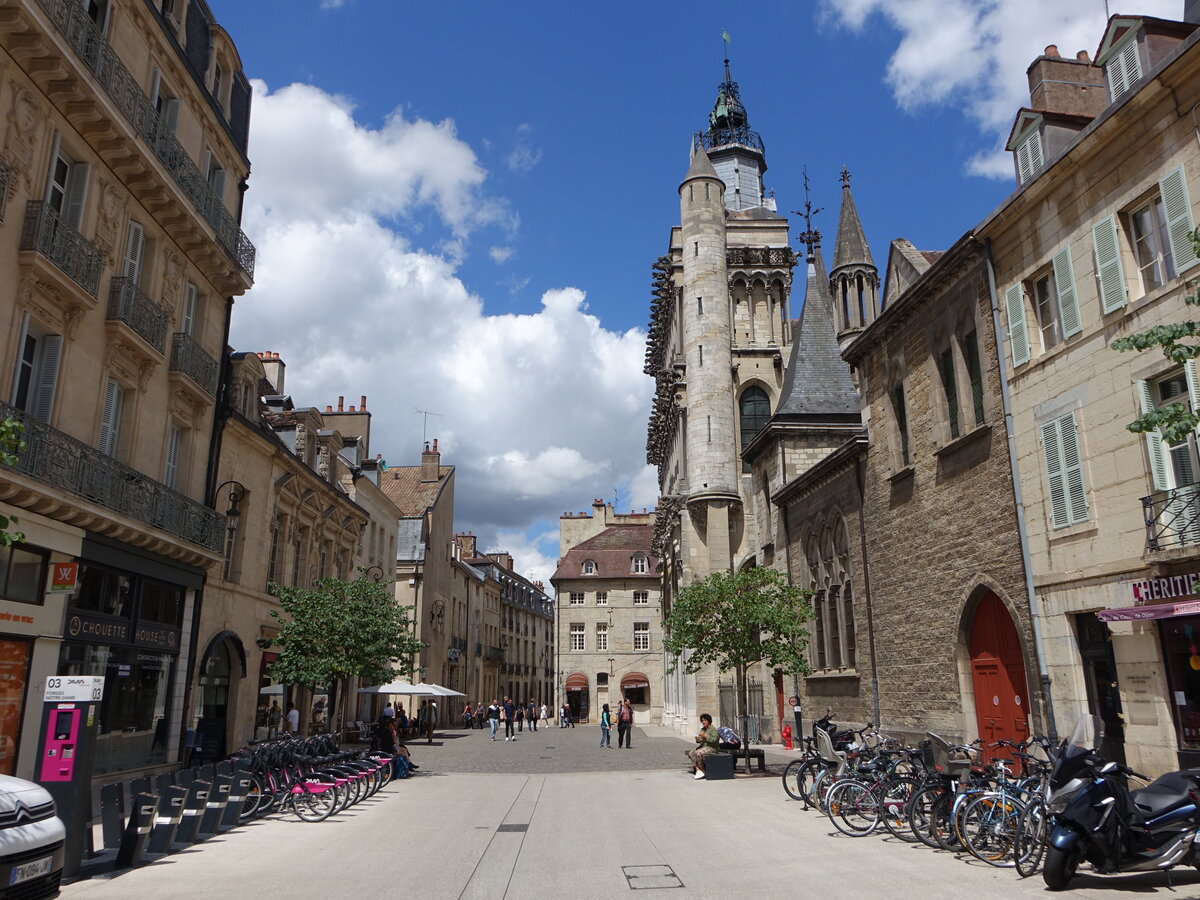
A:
0;775;65;898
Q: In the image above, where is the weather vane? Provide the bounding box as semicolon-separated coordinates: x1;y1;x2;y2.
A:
792;166;823;257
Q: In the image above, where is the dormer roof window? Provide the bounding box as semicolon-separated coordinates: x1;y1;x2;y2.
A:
582;559;596;575
1103;30;1142;101
1006;113;1045;185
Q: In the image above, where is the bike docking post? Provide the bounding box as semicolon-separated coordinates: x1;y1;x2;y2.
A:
197;774;231;838
220;773;251;832
114;791;158;870
174;779;210;848
146;785;189;856
99;783;124;853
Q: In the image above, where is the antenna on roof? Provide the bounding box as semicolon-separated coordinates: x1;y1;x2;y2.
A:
791;166;823;257
413;408;442;445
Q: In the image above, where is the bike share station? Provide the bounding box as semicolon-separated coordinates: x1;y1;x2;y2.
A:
35;674;253;880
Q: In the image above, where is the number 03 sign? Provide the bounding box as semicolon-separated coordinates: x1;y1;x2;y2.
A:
44;676;105;703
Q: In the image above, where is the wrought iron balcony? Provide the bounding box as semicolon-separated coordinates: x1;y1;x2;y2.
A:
474;642;482;657
0;157;10;221
1143;485;1200;551
20;201;103;296
31;0;255;280
107;278;167;353
169;333;219;397
0;400;223;551
484;645;503;662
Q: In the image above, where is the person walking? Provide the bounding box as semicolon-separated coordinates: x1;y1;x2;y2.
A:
463;702;474;729
503;697;516;741
528;699;538;732
285;702;300;734
540;701;549;728
426;699;437;744
617;699;633;748
515;704;525;733
474;703;486;729
598;703;612;748
267;700;281;738
487;700;501;740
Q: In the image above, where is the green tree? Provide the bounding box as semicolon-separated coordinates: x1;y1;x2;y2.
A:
1111;227;1200;442
0;419;25;547
262;572;424;735
662;566;812;770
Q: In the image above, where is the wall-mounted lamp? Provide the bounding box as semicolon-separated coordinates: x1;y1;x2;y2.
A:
430;598;445;626
364;565;385;583
216;481;245;530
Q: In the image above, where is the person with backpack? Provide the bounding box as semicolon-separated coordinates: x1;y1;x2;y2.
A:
487;699;501;740
617;699;634;748
515;704;525;733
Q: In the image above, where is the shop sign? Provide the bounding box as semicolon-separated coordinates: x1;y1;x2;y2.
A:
132;625;179;651
48;563;78;593
1131;573;1200;605
43;675;104;703
1099;599;1200;622
65;613;128;644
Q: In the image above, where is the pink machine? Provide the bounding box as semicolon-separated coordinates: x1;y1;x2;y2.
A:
39;707;82;782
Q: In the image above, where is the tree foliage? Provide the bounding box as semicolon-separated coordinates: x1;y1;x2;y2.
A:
0;420;25;547
1111;228;1200;443
262;573;424;696
662;566;813;677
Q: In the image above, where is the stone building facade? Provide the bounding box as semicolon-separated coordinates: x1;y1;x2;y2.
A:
984;11;1200;774
0;0;253;781
552;500;661;725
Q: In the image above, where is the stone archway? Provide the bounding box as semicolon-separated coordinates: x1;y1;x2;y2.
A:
967;592;1030;752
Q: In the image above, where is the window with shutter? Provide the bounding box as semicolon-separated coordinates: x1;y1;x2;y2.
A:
1052;248;1081;338
1004;284;1030;367
1160;167;1198;275
163;423;181;489
31;336;61;423
1016;131;1044;185
99;379;124;458
1041;413;1089;529
182;283;197;335
122;221;145;284
1092;215;1127;313
1107;35;1142;100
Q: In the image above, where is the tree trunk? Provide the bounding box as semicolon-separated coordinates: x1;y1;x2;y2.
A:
736;663;751;774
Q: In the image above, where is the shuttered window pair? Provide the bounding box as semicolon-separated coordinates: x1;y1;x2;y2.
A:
1106;35;1143;101
1137;364;1200;493
1015;130;1044;185
98;379;126;458
9;314;61;422
1041;412;1089;530
1006;247;1080;366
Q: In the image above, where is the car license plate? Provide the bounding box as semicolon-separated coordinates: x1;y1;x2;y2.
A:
9;856;51;885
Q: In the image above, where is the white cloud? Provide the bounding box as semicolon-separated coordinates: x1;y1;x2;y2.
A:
486;528;560;590
818;0;1182;177
489;246;515;263
232;81;654;576
506;123;543;174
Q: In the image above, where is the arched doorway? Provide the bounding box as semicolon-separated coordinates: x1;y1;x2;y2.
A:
565;672;589;724
969;593;1030;750
196;632;246;762
621;672;650;724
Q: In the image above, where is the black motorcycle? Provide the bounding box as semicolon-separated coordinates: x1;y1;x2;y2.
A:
1044;714;1200;890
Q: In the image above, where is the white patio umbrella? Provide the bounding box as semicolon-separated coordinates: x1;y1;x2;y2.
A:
357;680;435;695
418;683;466;697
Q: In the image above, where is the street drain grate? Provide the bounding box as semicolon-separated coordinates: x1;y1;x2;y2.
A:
496;824;528;833
539;755;553;759
622;865;683;890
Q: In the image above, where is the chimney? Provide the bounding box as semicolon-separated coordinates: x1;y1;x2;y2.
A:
337;396;344;412
360;395;367;410
421;438;440;482
260;351;286;394
456;532;477;558
1026;45;1107;118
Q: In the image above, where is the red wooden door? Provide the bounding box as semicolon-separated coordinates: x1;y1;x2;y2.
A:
970;593;1030;753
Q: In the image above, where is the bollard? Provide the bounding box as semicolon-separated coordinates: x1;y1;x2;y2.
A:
215;760;232;778
197;774;230;838
99;783;124;852
173;780;209;848
197;764;215;783
114;792;157;870
177;768;195;788
146;786;189;855
219;774;251;832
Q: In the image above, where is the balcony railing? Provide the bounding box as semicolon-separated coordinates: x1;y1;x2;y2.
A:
31;0;255;280
484;645;503;661
170;333;218;397
0;400;223;551
474;642;482;656
107;278;168;353
0;157;10;221
1144;485;1200;551
20;201;103;296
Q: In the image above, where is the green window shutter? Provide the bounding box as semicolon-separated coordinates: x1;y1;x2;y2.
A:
1052;247;1081;337
1092;215;1126;313
1059;413;1089;525
1041;420;1069;528
1160;167;1198;274
1137;380;1171;491
1005;283;1030;367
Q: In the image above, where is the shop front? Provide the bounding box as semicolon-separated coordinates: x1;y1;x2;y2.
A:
55;537;199;779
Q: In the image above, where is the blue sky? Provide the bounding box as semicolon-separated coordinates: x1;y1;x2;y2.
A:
208;0;1181;584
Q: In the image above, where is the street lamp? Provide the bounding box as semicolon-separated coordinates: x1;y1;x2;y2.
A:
363;565;385;582
215;480;245;528
430;598;445;626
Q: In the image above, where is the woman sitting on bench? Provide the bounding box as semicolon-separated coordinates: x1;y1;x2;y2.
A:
686;714;720;780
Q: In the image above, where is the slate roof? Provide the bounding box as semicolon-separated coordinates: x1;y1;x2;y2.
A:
396;517;426;563
682;144;720;183
832;177;874;271
774;243;860;418
378;464;453;517
551;525;660;583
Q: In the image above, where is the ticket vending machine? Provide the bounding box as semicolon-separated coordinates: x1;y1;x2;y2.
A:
35;676;104;881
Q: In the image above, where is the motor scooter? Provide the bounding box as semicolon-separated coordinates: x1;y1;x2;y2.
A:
1044;714;1200;890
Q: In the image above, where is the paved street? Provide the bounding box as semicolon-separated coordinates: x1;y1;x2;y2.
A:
61;726;1200;899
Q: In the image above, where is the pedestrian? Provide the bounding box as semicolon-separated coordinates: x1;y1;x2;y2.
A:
463;702;474;729
528;699;538;732
687;713;720;779
540;701;549;728
617;699;633;748
267;700;281;738
487;700;501;740
516;704;525;733
474;703;485;729
503;697;516;740
397;707;409;735
285;702;300;734
599;703;612;748
427;699;437;744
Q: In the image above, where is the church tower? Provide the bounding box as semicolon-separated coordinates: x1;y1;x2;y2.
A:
830;169;879;349
647;58;796;735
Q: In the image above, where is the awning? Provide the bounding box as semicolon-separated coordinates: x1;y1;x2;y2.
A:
620;672;650;689
565;673;589;690
1097;599;1200;622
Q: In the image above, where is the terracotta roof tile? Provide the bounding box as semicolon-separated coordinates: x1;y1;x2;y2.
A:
552;525;660;582
378;465;453;517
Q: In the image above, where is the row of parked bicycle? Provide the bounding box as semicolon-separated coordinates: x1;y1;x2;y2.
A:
782;711;1200;891
227;734;399;823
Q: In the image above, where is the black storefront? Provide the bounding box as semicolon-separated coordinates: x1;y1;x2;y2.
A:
57;536;200;777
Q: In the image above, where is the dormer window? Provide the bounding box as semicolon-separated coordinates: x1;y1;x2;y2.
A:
1015;130;1044;185
1106;33;1142;101
582;560;596;575
632;554;647;574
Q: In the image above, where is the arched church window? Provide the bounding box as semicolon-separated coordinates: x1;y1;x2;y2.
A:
739;386;771;453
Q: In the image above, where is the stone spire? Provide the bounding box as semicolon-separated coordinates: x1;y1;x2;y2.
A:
698;57;769;212
829;168;879;348
775;239;860;419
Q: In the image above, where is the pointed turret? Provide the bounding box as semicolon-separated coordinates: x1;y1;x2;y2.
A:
698;58;770;212
830;168;879;348
776;240;861;419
